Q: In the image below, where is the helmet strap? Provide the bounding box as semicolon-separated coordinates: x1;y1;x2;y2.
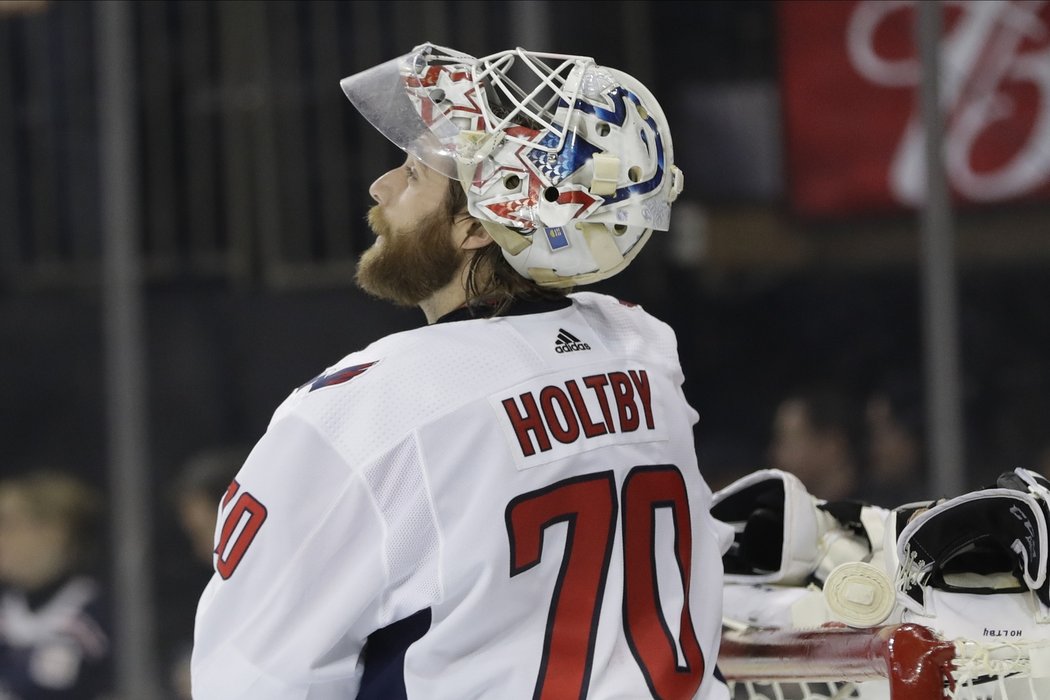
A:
477;219;531;256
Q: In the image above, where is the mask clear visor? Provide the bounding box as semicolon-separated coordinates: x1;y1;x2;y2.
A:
339;48;467;179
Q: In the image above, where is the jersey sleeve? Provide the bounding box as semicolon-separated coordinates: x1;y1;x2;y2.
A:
190;414;387;700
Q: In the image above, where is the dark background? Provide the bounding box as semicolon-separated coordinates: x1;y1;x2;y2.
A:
2;7;1050;682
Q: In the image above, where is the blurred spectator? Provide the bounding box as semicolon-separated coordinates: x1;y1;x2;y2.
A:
159;447;246;700
768;388;862;501
862;376;928;507
0;471;111;699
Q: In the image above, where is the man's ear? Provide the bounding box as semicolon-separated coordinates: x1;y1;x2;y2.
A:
455;217;493;251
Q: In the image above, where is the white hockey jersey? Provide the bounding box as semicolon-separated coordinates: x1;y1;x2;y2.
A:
191;292;732;700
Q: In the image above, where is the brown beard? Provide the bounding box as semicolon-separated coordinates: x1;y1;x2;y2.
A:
355;205;465;307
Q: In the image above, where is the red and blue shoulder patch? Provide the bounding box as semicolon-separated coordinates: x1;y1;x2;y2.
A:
305;361;377;392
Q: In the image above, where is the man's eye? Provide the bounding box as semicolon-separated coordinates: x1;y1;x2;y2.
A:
406;165;418;180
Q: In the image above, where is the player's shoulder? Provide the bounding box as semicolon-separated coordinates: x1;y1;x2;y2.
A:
271;317;537;433
569;290;669;326
568;289;638;310
568;290;680;356
263;315;557;475
271;325;441;415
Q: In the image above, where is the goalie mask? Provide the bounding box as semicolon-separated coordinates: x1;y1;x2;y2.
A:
340;43;684;288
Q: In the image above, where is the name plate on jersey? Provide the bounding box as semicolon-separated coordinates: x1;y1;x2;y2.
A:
490;366;667;470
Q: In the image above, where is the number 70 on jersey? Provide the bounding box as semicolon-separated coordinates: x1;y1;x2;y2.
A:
507;464;706;700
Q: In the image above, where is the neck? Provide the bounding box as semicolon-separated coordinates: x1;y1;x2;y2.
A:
418;259;472;324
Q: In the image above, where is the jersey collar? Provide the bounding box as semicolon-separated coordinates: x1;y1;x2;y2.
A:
435;296;572;324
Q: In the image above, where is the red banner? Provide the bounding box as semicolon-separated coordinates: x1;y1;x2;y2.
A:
778;1;1050;217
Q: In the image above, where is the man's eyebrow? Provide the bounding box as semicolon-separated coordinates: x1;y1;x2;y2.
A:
416;161;439;181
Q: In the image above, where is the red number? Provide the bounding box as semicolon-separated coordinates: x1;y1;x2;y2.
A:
506;472;618;700
622;466;704;698
506;465;704;700
214;480;268;579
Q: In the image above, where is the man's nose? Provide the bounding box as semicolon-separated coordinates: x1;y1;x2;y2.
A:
369;169;395;204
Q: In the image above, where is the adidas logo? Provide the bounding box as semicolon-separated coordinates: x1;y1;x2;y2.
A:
554;328;591;354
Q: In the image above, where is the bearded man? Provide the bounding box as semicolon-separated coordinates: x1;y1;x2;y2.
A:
192;43;731;700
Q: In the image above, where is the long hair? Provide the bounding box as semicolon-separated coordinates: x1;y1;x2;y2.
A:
445;179;568;316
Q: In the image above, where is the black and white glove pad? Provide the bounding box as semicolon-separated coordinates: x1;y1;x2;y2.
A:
711;469;879;586
895;486;1050;614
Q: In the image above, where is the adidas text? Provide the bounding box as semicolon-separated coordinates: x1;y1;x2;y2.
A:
554;329;591;353
555;342;591;353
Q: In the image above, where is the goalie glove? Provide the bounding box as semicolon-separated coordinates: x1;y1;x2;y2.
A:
711;469;888;587
875;468;1050;641
894;470;1050;616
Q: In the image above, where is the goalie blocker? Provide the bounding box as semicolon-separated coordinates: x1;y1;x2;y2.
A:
711;469;887;588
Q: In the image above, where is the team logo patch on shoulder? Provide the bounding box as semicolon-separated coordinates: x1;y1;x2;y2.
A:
554;328;591;354
307;361;377;392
